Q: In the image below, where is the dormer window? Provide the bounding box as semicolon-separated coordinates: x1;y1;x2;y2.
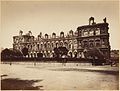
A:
83;31;88;37
38;36;41;41
45;34;48;39
19;30;23;36
95;28;100;35
60;42;63;47
83;41;88;47
52;33;56;38
89;17;94;25
60;31;64;38
69;30;73;36
28;31;32;36
95;39;100;47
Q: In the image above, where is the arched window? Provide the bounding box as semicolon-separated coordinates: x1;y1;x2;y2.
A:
69;30;73;36
96;42;100;47
51;43;54;47
27;45;29;49
69;52;72;58
95;28;100;35
60;31;64;37
89;30;94;36
89;40;94;47
74;51;77;58
90;43;94;47
38;36;41;41
48;43;51;49
60;42;63;47
69;44;71;49
41;44;43;49
31;45;32;50
83;41;88;47
44;43;47;48
45;34;48;39
83;30;88;37
95;39;100;47
64;42;68;47
37;44;39;50
56;43;58;48
52;33;56;38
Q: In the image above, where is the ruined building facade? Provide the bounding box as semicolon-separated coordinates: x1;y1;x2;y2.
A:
13;17;110;59
77;17;110;59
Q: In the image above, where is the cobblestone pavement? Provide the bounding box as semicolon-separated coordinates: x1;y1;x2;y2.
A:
1;62;119;90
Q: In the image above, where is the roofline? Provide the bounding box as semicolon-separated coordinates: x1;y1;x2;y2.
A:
13;35;34;38
77;23;109;30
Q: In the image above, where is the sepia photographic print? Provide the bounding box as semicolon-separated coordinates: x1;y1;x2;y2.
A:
0;0;119;90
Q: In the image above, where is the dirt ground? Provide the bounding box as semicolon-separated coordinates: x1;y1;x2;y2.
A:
1;62;119;90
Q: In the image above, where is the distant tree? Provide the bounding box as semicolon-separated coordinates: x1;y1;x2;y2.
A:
53;47;59;58
1;48;23;60
84;48;105;64
58;47;68;57
84;48;104;59
1;48;11;59
22;47;28;57
37;53;43;58
13;49;23;57
53;47;68;58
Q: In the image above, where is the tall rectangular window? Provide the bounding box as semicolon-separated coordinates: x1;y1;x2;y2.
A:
95;28;100;35
89;31;94;36
83;31;88;36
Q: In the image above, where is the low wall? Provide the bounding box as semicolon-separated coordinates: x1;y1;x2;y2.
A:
1;58;106;66
1;61;93;66
1;58;93;63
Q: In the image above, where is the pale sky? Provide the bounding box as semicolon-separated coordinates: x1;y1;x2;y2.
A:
1;1;119;50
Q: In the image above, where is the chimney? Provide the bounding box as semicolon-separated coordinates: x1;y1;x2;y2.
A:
89;17;94;25
103;17;107;23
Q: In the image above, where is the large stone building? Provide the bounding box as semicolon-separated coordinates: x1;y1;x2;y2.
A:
13;30;78;58
77;17;110;59
13;17;110;59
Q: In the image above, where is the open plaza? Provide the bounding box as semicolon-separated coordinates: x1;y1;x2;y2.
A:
1;61;119;90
